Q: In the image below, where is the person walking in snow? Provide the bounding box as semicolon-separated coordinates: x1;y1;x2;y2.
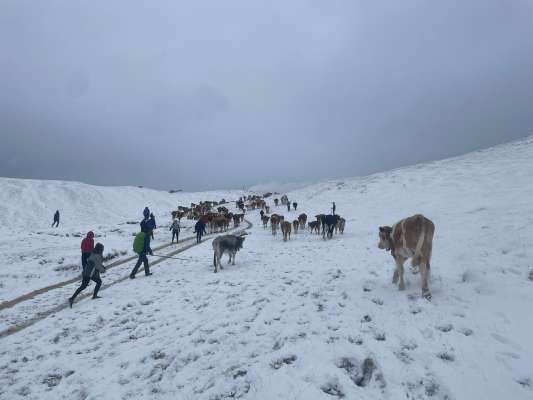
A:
287;199;291;212
80;231;95;269
149;212;156;240
52;210;60;227
130;219;153;279
332;202;336;215
170;219;180;243
292;202;298;211
69;242;106;307
194;219;207;243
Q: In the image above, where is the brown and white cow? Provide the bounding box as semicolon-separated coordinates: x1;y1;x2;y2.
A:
378;214;435;300
281;221;292;241
335;217;346;234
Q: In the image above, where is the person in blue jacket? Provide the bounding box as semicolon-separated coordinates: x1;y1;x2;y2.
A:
194;219;207;243
130;219;153;279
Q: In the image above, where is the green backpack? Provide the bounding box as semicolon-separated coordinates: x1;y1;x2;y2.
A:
133;232;146;254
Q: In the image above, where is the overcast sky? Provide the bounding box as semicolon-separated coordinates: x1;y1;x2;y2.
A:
1;1;533;191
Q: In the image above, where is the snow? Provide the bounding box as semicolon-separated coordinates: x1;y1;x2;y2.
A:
1;137;533;399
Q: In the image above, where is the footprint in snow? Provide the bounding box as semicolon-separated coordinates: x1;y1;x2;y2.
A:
435;323;453;333
270;354;297;370
371;298;383;306
459;327;474;336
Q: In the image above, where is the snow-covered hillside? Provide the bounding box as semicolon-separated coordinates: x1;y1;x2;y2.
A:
0;178;242;301
1;137;532;399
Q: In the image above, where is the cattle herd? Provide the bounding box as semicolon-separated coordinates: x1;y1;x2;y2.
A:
170;194;435;300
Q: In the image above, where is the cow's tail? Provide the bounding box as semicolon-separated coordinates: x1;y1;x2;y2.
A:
412;224;426;268
213;251;217;268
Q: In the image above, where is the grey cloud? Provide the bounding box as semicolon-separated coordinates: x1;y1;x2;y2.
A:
1;0;532;191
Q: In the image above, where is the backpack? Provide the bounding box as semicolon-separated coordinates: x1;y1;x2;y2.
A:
133;232;146;254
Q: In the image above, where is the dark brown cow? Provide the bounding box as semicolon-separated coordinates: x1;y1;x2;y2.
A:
298;213;307;229
309;221;320;234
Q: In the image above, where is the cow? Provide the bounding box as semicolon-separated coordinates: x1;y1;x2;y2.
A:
233;214;241;227
281;221;292;241
323;214;340;239
309;221;320;234
298;213;307;229
335;217;346;234
378;214;435;300
212;233;247;273
265;205;270;214
274;198;279;207
262;215;270;228
292;220;299;234
315;214;326;235
270;214;281;235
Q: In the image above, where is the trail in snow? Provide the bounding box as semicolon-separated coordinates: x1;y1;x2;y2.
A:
0;220;252;338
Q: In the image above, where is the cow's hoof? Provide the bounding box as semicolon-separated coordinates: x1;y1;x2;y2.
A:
423;291;432;301
392;276;399;284
399;283;406;291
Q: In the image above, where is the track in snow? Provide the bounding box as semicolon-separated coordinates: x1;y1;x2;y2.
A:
0;219;252;339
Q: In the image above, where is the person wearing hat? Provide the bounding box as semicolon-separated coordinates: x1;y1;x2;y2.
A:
69;242;106;307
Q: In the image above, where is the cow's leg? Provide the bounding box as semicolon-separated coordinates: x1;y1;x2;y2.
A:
392;268;399;284
396;257;406;290
420;261;431;299
232;252;236;265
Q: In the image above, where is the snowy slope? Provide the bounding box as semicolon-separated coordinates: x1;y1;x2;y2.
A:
1;137;533;399
0;178;242;301
0;178;241;233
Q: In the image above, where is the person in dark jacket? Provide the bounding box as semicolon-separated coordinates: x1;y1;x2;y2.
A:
332;202;336;215
293;202;298;211
287;201;291;212
149;213;156;239
130;220;153;279
194;220;207;243
170;219;180;243
80;231;95;269
52;210;60;227
69;243;106;307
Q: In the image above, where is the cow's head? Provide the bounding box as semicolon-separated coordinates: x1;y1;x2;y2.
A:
378;226;393;250
236;235;246;249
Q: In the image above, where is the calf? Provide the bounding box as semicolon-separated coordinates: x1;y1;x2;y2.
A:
262;215;270;228
378;214;435;300
270;214;281;235
292;220;299;234
316;214;326;235
335;217;346;234
281;221;292;241
309;221;320;234
298;213;307;229
212;234;247;273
